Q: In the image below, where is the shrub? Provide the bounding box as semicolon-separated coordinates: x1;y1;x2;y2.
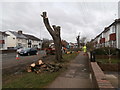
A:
94;47;119;55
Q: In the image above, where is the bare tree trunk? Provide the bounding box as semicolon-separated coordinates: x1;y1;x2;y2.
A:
41;12;62;62
76;35;80;48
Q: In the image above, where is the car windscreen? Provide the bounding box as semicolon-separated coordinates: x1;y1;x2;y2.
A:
22;48;31;52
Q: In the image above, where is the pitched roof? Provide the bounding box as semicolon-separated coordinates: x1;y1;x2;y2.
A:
23;34;40;41
0;31;9;36
9;31;27;39
93;18;120;41
6;30;41;41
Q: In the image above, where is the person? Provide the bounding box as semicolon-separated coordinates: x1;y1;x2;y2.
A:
82;45;87;53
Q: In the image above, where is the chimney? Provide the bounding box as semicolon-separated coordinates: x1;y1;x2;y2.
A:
18;30;22;35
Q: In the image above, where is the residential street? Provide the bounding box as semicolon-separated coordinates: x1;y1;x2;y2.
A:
2;50;46;74
0;2;120;89
47;52;93;88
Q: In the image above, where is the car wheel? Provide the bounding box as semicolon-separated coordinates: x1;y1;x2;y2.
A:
36;52;38;55
28;53;30;56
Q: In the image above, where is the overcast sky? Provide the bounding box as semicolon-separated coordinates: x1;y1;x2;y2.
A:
0;1;119;43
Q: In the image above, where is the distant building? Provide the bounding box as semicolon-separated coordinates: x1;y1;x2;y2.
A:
5;30;28;49
69;43;78;49
61;40;69;48
24;34;42;49
0;31;9;50
92;18;120;49
5;30;42;49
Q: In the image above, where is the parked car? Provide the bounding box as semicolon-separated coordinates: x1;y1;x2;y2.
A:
18;48;38;56
17;48;24;53
14;46;23;50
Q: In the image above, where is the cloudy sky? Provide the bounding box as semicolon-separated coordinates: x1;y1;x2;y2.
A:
0;0;119;43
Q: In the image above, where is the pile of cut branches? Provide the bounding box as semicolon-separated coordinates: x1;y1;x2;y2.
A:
27;60;62;74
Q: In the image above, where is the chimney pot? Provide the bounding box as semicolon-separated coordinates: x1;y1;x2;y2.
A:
18;30;22;34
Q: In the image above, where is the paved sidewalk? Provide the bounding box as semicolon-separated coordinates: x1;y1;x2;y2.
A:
47;52;93;88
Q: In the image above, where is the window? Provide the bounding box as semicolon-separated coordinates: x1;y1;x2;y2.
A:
112;41;116;48
13;38;15;39
112;26;115;33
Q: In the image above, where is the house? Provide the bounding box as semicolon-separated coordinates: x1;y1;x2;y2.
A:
69;43;75;49
92;33;102;48
61;40;69;48
103;27;111;47
5;30;28;49
23;34;42;49
69;43;78;49
0;31;9;50
92;18;120;49
104;19;120;49
115;19;120;49
5;30;42;49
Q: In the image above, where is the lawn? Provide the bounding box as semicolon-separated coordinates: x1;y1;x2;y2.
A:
3;52;79;88
63;52;79;62
96;59;120;64
3;71;61;88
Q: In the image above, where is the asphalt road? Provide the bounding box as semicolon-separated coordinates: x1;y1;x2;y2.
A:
2;50;46;70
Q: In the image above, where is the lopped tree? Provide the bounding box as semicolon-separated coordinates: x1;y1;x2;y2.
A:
76;33;80;48
41;12;62;62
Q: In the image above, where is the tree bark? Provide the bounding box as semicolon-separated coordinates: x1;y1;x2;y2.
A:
76;35;80;48
41;12;62;62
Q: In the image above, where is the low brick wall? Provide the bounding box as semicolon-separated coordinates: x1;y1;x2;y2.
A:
88;53;115;89
90;62;114;89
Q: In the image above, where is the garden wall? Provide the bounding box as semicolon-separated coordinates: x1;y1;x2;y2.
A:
90;62;114;89
88;53;115;89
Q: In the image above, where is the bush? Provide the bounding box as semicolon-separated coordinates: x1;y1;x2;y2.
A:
94;47;120;55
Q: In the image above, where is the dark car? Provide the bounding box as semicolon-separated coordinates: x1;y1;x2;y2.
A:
19;48;38;56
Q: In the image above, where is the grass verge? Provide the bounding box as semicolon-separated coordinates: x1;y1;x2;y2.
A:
3;52;79;88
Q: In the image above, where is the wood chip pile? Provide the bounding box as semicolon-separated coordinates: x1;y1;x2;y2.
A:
27;60;62;73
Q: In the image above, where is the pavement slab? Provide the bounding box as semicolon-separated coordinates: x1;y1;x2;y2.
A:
47;52;93;88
